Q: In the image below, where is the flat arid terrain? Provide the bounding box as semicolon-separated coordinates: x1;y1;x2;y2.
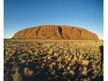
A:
4;39;103;81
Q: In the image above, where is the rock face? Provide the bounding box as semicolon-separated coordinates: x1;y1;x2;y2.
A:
12;25;99;40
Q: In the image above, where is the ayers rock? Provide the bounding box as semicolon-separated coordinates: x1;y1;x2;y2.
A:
12;25;99;40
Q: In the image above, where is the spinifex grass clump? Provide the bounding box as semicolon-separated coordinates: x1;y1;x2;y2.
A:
4;40;103;81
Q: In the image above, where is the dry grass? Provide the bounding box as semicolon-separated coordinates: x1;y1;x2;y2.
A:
4;39;103;81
